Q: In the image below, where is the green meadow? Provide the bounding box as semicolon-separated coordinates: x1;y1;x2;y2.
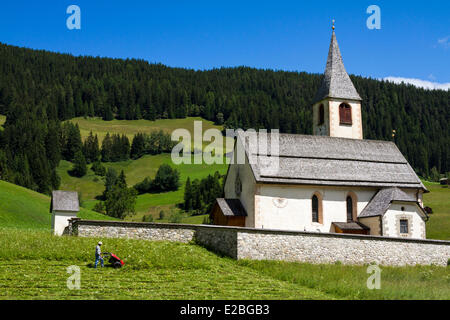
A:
0;180;116;229
58;117;231;221
57;153;228;221
423;181;450;240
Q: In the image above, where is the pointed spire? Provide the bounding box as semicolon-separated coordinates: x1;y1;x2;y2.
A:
314;30;361;103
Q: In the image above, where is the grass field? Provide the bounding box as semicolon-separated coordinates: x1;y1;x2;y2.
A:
0;228;448;300
423;181;450;240
0;180;116;229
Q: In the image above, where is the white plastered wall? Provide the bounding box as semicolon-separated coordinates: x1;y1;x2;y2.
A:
254;185;377;232
312;100;330;136
223;138;257;227
382;202;426;239
358;216;382;235
52;211;78;236
328;98;363;139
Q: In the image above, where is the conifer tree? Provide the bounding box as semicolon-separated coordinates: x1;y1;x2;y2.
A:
184;177;193;211
71;150;87;177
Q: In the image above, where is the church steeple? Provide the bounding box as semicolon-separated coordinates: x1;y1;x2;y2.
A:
314;30;362;103
312;26;363;140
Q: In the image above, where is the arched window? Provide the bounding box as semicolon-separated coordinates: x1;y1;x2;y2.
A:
339;103;352;125
346;196;353;222
318;104;324;125
311;192;323;224
312;195;319;223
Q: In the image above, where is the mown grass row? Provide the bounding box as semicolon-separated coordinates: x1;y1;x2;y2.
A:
0;228;329;300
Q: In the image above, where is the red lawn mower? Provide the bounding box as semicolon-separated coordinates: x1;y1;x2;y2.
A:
102;252;125;268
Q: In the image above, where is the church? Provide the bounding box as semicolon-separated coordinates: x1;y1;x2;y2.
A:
211;29;429;239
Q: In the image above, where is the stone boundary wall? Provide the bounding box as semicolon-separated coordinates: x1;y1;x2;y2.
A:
68;219;450;266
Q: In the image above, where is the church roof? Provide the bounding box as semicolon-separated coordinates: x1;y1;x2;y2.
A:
359;187;426;218
314;31;362;103
51;191;79;212
236;132;427;191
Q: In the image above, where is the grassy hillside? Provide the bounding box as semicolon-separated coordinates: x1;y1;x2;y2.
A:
0;228;448;300
58;117;231;221
423;181;450;240
58;154;227;221
0;180;116;229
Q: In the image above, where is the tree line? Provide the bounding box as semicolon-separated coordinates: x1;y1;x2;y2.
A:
92;164;181;219
183;172;223;215
93;168;137;219
0;42;448;193
58;122;174;178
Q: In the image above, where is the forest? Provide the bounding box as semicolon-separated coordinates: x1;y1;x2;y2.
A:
0;42;448;194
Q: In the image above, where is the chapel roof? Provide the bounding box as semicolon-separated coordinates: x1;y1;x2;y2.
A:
236;131;427;191
359;187;426;218
314;31;362;103
51;190;79;212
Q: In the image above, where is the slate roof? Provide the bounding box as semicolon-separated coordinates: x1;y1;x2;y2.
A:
236;131;427;191
314;31;362;103
51;191;79;212
359;187;425;218
215;198;247;217
333;221;370;231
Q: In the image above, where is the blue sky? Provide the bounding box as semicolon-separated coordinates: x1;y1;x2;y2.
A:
0;1;449;87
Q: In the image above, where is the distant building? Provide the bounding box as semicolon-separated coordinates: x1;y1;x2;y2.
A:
50;191;79;235
212;29;429;239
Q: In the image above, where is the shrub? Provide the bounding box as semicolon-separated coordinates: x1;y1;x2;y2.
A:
78;193;84;207
169;212;182;223
70;150;87;177
202;216;211;225
152;164;180;192
133;177;153;194
159;210;165;220
429;167;440;182
91;161;106;176
92;202;105;214
142;215;154;222
105;185;138;219
133;164;180;194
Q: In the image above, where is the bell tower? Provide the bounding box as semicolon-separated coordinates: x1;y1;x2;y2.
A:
313;22;363;139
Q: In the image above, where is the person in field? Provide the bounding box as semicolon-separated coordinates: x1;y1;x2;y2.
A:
94;241;104;268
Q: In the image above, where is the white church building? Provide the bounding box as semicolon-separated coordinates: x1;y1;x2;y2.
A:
211;30;429;239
